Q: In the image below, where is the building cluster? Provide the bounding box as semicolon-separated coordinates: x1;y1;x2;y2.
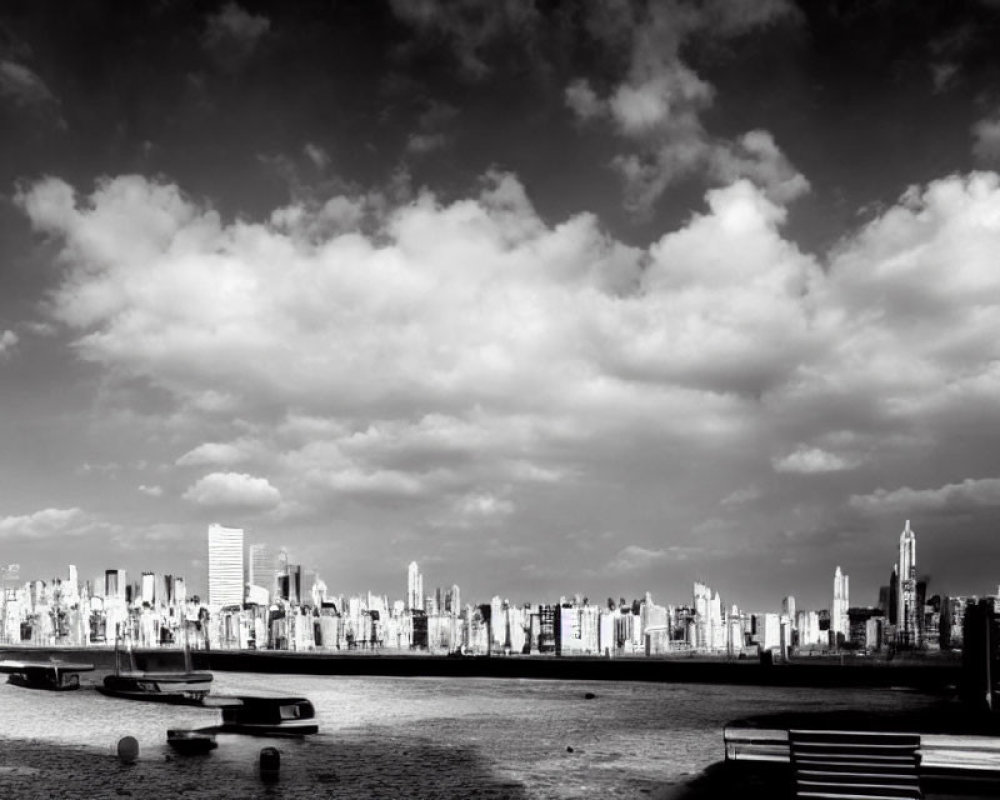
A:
0;519;994;657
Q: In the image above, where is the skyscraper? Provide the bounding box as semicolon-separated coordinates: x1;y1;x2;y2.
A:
105;569;126;600
407;561;423;611
140;571;156;606
832;566;849;642
207;524;244;607
898;520;919;646
249;543;280;600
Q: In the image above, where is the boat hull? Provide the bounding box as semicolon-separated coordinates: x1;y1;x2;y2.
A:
167;729;218;754
209;695;319;737
7;672;81;691
100;671;213;704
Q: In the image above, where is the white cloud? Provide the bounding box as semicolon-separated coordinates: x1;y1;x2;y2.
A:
0;329;18;360
850;477;1000;516
567;1;800;215
0;508;87;540
182;472;281;509
138;484;163;497
18;165;1000;574
773;446;863;474
176;442;251;467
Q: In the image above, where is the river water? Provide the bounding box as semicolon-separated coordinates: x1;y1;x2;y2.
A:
0;672;943;798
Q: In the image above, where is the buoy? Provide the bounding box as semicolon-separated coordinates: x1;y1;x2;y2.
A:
260;747;280;782
117;736;139;764
566;746;574;753
584;692;596;699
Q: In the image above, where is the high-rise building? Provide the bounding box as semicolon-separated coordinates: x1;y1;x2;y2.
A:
249;543;280;600
407;561;423;611
898;520;919;646
693;582;724;651
446;583;461;614
782;595;796;623
105;569;126;600
889;565;899;625
66;565;79;603
140;572;156;606
832;566;849;641
207;523;244;607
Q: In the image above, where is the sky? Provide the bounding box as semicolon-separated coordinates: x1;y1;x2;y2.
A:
3;0;1000;611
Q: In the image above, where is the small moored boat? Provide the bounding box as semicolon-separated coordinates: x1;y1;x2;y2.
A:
167;728;218;755
97;633;212;704
0;659;94;691
207;694;319;737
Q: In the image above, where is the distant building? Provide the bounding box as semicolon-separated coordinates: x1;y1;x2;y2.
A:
140;571;156;606
407;561;423;611
832;566;849;643
898;520;919;646
105;569;126;600
249;543;280;601
782;595;796;624
795;610;824;647
207;524;244;607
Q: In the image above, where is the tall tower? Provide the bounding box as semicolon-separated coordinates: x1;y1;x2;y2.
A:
407;561;423;611
898;520;918;646
832;566;849;642
207;524;244;607
249;543;280;600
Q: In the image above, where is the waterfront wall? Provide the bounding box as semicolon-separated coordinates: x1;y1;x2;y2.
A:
0;645;961;690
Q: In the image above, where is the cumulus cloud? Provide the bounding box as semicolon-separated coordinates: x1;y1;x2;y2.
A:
850;477;1000;516
0;329;18;360
772;446;862;474
138;484;163;497
17;165;1000;566
567;0;801;215
182;472;281;509
176;442;251;467
202;3;270;72
0;507;88;540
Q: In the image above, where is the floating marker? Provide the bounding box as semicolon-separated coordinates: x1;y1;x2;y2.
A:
117;736;139;764
260;746;280;782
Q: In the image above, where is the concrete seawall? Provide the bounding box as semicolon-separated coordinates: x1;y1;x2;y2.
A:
0;645;962;690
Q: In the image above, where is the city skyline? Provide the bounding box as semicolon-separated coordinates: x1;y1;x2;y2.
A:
4;2;1000;609
2;518;980;618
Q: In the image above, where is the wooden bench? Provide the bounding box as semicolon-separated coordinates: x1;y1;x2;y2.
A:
789;730;922;799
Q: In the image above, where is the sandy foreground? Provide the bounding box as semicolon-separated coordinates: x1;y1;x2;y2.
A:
0;734;749;800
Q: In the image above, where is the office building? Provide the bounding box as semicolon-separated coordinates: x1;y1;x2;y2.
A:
207;524;244;607
832;566;849;642
898;520;919;646
105;569;126;600
249;543;280;600
407;561;424;611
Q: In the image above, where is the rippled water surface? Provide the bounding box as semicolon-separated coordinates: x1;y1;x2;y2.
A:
0;671;942;798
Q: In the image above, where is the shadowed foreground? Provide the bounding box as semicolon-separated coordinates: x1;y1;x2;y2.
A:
0;735;536;800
